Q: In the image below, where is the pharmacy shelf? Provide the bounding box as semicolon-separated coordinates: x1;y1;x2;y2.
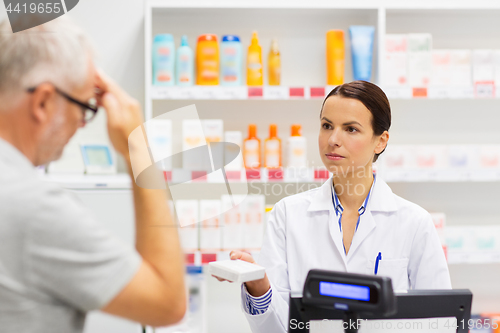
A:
40;169;500;190
146;0;500;10
40;174;132;190
447;251;500;265
151;85;500;100
151;85;329;100
145;1;500;119
181;250;500;266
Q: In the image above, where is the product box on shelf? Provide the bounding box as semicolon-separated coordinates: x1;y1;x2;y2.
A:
494;50;500;94
202;119;223;144
376;145;414;181
175;200;199;251
430;212;447;259
472;145;500;181
473;49;495;98
446;225;500;264
478;145;500;168
450;50;473;87
474;226;500;257
408;34;432;88
473;50;495;83
414;145;447;168
431;50;452;87
199;200;222;251
446;145;477;180
384;34;408;87
430;212;446;243
242;195;265;250
380;144;450;181
224;131;243;171
221;194;244;251
445;226;476;264
144;119;173;171
182;119;207;170
378;144;500;182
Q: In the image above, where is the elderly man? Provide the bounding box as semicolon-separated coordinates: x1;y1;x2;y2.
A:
0;18;186;332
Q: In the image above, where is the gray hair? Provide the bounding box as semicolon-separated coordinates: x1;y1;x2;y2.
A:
0;16;94;105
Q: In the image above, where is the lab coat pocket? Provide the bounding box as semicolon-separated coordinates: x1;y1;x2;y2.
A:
368;258;409;291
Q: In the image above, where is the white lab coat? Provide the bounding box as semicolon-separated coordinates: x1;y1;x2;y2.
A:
241;176;451;333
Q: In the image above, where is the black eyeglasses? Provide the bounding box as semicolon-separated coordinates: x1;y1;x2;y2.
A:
26;85;99;123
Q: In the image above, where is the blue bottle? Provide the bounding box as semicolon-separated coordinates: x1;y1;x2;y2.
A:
152;34;175;86
349;26;375;82
220;35;242;86
176;35;194;86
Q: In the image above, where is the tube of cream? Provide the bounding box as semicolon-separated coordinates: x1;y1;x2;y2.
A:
349;26;375;82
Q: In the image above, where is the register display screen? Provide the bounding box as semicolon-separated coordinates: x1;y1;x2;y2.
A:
319;281;370;301
84;147;112;166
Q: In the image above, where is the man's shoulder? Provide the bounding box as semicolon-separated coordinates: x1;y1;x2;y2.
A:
0;170;86;226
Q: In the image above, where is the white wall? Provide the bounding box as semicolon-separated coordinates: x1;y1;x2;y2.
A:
0;0;146;172
65;0;146;171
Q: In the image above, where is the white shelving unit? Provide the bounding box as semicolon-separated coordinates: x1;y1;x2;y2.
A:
144;1;500;329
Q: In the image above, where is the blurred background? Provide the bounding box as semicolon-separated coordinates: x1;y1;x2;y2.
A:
2;1;500;332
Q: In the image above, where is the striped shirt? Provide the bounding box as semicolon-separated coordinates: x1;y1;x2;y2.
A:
243;283;272;315
331;174;376;254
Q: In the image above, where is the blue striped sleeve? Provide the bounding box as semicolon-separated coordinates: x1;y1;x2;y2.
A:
242;283;272;315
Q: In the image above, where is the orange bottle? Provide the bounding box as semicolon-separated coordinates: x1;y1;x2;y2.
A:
326;30;345;85
247;31;263;86
264;124;281;169
196;34;219;85
243;124;261;169
268;39;281;85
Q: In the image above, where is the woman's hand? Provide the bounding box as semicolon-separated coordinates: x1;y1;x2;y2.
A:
212;250;271;297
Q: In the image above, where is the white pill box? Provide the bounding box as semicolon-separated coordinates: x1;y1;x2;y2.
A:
209;259;266;283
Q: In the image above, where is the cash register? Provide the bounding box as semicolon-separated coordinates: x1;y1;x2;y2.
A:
289;269;472;333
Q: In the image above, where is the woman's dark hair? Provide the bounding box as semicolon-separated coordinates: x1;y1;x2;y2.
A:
321;80;391;162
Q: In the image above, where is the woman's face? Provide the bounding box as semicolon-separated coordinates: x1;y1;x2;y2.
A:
319;96;388;175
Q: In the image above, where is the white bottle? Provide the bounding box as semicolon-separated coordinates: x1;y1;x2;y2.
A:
287;124;307;168
176;35;194;86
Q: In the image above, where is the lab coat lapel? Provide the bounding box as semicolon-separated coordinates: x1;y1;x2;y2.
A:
307;178;348;268
328;210;348;268
347;210;376;262
347;177;396;261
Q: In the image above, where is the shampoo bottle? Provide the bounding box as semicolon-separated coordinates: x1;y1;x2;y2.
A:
220;35;243;86
247;31;263;86
264;124;281;169
176;35;194;86
196;34;219;85
153;34;175;86
287;124;307;168
243;124;261;169
268;39;281;85
326;30;345;86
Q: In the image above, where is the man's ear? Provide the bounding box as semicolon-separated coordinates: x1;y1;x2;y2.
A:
29;83;57;124
375;131;389;155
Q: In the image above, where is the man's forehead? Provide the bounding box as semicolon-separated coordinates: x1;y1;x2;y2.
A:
74;61;96;99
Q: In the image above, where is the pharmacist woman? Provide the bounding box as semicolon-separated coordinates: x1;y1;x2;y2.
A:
224;81;452;333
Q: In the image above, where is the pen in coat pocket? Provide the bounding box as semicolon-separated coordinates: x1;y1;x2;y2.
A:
374;252;382;275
